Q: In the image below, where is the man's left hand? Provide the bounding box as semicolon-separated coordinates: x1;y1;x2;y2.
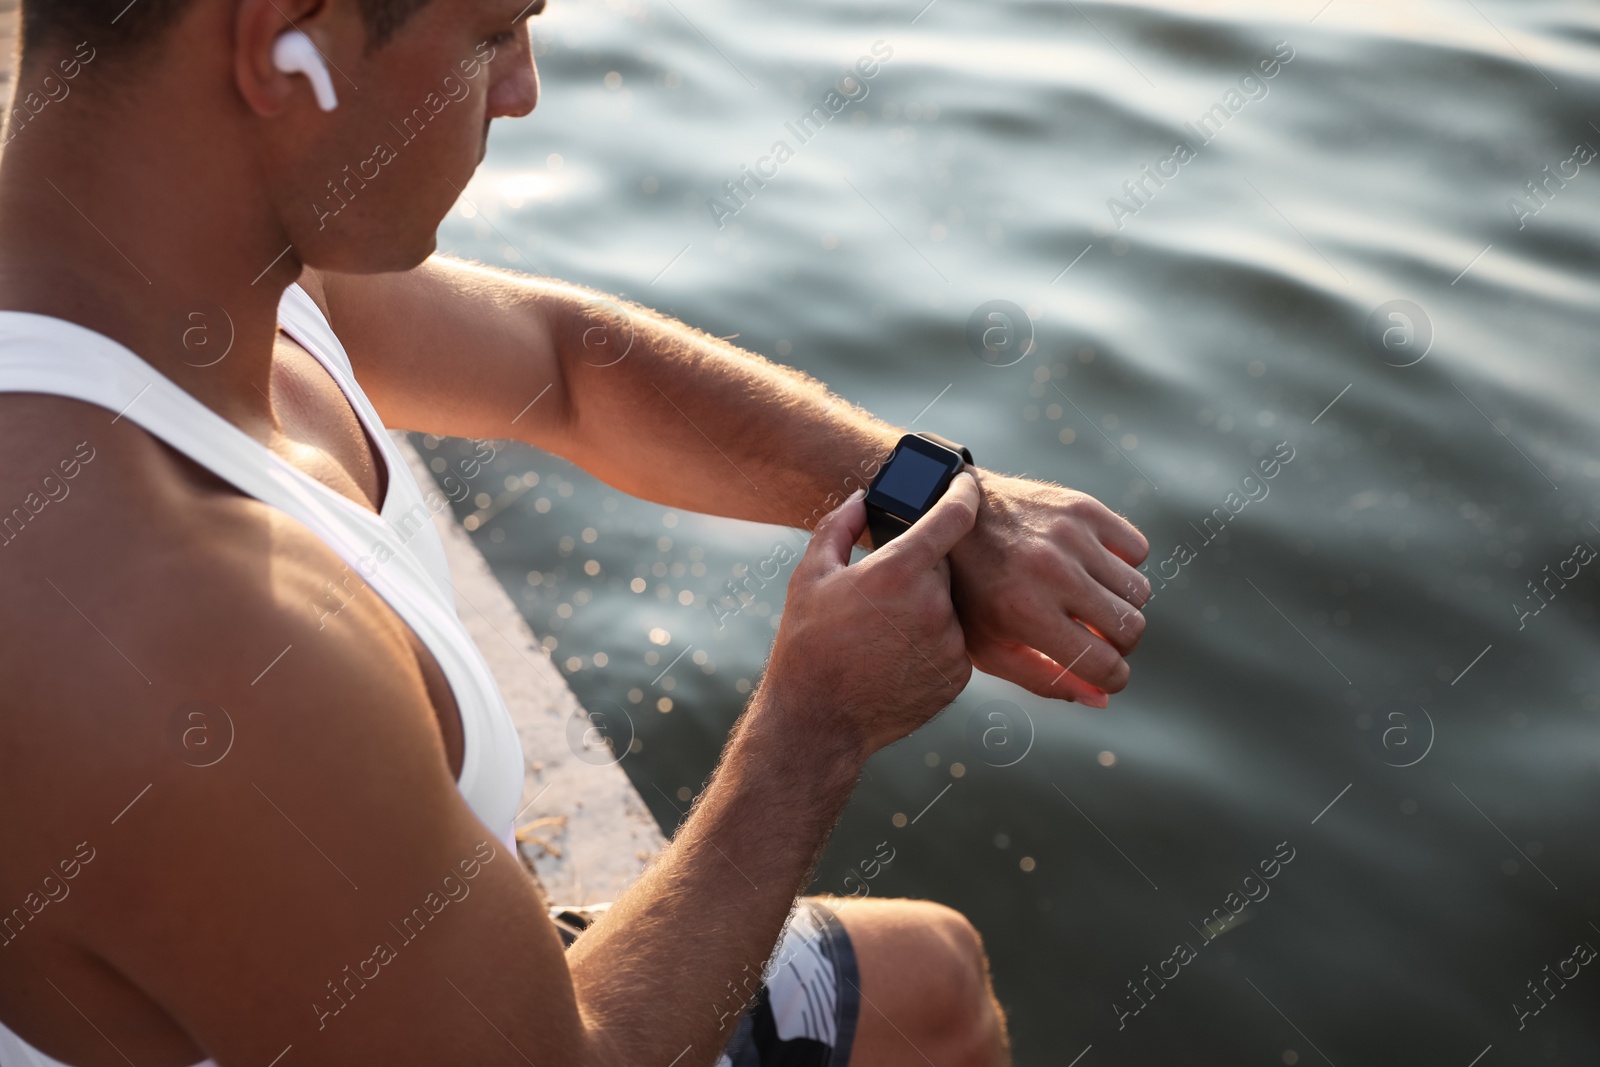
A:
946;471;1152;707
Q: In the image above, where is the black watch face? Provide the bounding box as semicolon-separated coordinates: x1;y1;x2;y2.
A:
868;437;964;519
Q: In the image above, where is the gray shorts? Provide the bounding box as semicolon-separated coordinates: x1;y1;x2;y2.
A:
549;897;861;1066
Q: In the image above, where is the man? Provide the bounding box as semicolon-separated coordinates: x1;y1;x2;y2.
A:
0;0;1150;1064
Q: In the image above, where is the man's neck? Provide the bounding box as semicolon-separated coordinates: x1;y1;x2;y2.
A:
0;88;303;438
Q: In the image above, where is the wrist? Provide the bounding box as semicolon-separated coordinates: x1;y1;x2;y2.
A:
736;681;867;795
946;465;998;560
853;432;901;550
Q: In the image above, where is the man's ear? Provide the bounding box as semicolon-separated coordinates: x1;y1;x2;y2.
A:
234;0;335;117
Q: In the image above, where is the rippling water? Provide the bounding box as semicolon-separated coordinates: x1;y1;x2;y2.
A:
427;0;1600;1061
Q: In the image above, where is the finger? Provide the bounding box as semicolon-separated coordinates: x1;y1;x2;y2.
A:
968;636;1109;708
1085;549;1153;611
1032;611;1130;692
875;471;980;572
1086;553;1151;652
797;488;867;577
1071;560;1148;654
1092;503;1149;567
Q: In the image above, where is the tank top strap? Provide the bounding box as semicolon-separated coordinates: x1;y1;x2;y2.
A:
276;282;458;604
0;307;524;837
278;282;358;378
0;309;310;517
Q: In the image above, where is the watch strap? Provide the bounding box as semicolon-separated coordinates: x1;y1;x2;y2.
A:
866;503;913;550
913;431;973;466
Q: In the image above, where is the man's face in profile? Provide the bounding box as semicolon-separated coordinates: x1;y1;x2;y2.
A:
297;0;540;272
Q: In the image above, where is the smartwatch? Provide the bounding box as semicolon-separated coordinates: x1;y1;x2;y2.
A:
865;432;975;549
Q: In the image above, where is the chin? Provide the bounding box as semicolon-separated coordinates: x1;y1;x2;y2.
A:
312;232;438;276
384;232;439;274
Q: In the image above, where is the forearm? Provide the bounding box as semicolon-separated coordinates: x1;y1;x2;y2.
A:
318;261;903;536
321;257;1147;704
564;684;862;1065
539;283;901;534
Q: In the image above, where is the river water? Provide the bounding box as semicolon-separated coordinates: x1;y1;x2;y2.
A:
426;0;1600;1062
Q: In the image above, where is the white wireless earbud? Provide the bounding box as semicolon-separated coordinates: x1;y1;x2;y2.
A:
272;29;339;112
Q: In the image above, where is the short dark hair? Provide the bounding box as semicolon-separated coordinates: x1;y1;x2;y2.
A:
20;0;437;62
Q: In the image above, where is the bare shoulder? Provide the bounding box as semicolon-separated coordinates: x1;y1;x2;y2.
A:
0;394;553;1063
0;389;444;790
0;391;447;854
0;389;408;657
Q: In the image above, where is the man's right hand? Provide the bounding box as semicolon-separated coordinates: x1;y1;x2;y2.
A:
760;472;982;759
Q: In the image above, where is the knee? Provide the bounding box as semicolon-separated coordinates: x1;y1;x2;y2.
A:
882;901;1010;1066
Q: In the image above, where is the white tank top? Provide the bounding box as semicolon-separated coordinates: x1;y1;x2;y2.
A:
0;284;527;1067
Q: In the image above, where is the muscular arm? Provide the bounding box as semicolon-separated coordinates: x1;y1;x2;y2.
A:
9;485;961;1066
307;257;1152;700
307;257;897;533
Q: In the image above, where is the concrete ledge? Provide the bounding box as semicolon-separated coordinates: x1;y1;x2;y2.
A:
394;433;666;903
